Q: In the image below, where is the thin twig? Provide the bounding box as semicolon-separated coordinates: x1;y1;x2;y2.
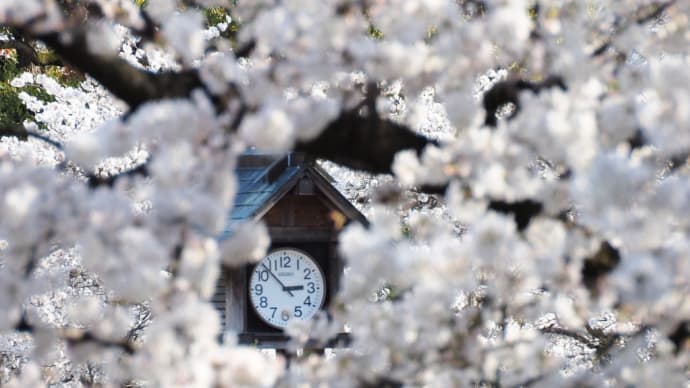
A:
0;125;63;149
591;0;676;57
26;131;63;149
540;326;595;346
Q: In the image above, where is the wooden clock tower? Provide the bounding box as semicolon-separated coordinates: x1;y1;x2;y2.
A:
213;152;366;348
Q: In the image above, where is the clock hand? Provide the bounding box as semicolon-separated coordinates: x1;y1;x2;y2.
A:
260;263;294;297
284;285;304;292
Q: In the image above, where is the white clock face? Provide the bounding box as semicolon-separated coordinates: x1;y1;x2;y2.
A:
249;248;326;329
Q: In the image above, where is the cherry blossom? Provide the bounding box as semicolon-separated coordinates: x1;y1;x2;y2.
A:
0;0;689;386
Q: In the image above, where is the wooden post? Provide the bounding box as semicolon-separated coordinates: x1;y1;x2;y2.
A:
225;266;247;338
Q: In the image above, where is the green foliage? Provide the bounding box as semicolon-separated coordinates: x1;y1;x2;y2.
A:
44;66;84;88
0;58;30;127
426;26;438;42
367;25;384;40
401;224;411;238
37;47;85;87
204;7;239;40
37;50;59;66
205;7;229;27
0;83;32;128
0;57;55;129
0;58;21;83
22;84;55;102
373;286;404;302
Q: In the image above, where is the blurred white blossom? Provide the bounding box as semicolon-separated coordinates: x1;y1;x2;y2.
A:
1;0;690;386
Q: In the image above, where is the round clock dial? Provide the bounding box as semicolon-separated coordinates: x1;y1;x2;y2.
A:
249;248;326;329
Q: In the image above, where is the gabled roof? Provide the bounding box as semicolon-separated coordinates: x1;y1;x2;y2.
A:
218;152;367;240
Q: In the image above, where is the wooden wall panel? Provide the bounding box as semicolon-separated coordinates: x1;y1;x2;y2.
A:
211;271;226;328
263;190;335;228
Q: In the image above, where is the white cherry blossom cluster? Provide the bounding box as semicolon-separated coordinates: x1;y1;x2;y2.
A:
0;0;689;386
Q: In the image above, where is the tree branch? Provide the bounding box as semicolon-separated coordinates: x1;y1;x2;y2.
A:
0;38;40;67
540;326;595;347
488;199;543;231
668;320;690;354
482;76;566;127
12;9;435;177
591;0;676;57
0;124;63;148
296;107;435;174
581;241;621;296
85;162;149;188
29;26;205;110
64;329;137;355
14;314;137;355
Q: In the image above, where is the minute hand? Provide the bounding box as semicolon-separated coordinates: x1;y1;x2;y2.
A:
261;264;294;297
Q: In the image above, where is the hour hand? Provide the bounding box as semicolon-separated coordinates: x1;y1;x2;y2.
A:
283;285;304;292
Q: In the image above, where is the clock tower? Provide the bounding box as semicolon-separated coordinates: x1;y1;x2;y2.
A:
214;152;366;348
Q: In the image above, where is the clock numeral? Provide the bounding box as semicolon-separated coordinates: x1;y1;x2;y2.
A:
271;256;293;270
259;296;268;308
296;258;300;270
281;311;290;321
304;268;312;280
307;282;315;294
294;306;303;318
303;296;311;306
258;270;269;282
270;307;277;319
254;284;263;296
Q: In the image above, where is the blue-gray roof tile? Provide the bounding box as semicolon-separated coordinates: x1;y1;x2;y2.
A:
219;164;303;240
